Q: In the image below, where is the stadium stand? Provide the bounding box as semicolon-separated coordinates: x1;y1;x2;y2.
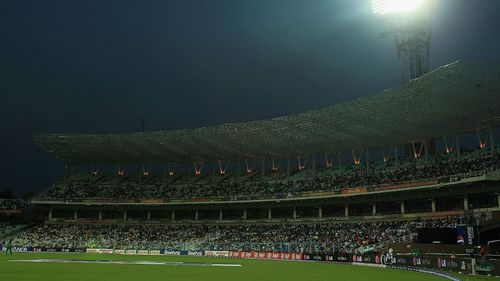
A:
0;222;27;241
2;60;499;277
37;149;499;201
11;219;457;254
0;199;31;210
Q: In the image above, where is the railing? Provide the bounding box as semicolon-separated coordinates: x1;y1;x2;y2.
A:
356;233;415;254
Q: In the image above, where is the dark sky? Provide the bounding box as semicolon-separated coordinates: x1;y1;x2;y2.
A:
1;0;500;196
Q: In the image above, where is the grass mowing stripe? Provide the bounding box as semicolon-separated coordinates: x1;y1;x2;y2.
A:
9;258;242;267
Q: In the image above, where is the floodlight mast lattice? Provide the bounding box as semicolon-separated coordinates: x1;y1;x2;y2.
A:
372;0;432;81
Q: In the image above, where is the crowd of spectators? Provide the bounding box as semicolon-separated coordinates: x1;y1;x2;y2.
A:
11;218;455;254
0;189;32;210
0;222;26;240
38;150;500;201
0;199;30;210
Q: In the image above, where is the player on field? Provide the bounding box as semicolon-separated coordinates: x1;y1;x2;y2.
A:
5;239;13;255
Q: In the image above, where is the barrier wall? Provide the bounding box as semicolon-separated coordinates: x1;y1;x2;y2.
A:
228;251;303;260
226;250;475;277
5;246;86;253
86;249;205;256
301;252;474;275
2;245;484;276
205;250;229;257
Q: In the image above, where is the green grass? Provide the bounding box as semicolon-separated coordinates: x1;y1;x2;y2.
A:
0;252;494;281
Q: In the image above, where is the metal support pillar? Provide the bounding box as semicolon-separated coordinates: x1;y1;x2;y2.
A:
98;210;102;221
171;210;175;221
123;210;127;222
219;210;223;221
268;209;272;220
395;146;399;168
73;210;78;220
338;152;342;174
243;209;247;220
372;203;376;216
344;205;349;217
401;201;405;215
490;128;496;154
464;195;469;211
136;164;141;176
293;208;297;219
366;151;370;172
312;155;316;176
261;158;265;178
147;210;151;220
318;207;323;218
64;164;70;179
431;199;436;213
195;210;199;221
424;140;429;163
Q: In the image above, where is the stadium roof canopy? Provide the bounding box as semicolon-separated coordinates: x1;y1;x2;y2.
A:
36;61;500;164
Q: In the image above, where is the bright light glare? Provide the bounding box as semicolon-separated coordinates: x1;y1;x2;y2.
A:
372;0;427;15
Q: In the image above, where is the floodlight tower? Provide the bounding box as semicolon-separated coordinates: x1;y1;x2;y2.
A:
372;0;432;81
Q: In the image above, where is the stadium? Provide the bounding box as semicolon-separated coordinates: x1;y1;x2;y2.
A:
1;0;500;281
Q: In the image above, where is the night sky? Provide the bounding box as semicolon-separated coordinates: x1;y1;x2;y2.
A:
1;0;500;196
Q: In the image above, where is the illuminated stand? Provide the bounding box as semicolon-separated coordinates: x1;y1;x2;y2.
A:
372;0;432;81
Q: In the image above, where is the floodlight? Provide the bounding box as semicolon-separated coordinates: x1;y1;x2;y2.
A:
372;0;427;15
371;0;433;81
